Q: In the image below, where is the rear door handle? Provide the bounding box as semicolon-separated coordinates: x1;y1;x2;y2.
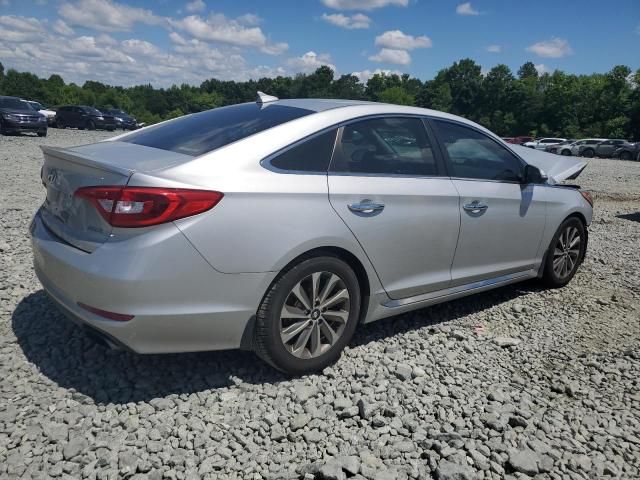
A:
463;201;488;213
348;200;385;214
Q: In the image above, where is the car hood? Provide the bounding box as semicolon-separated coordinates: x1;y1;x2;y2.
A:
511;145;586;184
0;107;39;115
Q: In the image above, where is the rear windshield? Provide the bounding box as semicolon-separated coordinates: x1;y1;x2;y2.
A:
122;102;314;156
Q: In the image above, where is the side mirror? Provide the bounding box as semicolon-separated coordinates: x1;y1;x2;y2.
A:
523;164;547;184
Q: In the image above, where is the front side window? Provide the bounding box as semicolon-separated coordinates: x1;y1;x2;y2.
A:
122;103;313;157
270;129;337;172
330;117;438;176
433;120;523;182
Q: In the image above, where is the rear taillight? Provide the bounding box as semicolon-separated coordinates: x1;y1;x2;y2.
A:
580;190;594;207
75;186;223;227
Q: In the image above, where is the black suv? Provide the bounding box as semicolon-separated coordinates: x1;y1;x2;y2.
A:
101;108;139;130
0;96;47;137
56;106;116;131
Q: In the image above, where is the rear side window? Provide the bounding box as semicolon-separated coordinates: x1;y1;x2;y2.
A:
122;103;313;157
330;117;439;176
433;120;523;182
270;130;337;172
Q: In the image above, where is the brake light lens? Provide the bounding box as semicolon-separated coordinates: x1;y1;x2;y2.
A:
580;190;594;207
75;186;223;227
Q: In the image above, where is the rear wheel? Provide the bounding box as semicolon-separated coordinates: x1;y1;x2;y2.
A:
57;119;66;129
254;256;361;375
86;120;96;131
561;149;571;156
0;119;6;135
37;129;47;137
620;151;631;161
542;217;586;288
582;148;595;158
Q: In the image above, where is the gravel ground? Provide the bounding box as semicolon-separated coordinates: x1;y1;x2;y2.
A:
1;129;639;480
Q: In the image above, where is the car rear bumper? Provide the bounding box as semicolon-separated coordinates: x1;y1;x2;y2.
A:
30;210;275;353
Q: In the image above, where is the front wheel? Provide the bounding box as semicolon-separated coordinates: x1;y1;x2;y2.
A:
620;151;631;161
542;217;586;288
37;129;47;137
582;149;595;158
561;149;571;156
0;119;6;136
86;120;96;131
254;256;361;375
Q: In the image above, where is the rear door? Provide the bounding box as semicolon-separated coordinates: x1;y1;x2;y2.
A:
430;119;546;286
327;116;460;300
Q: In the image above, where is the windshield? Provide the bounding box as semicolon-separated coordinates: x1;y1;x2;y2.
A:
29;101;45;110
122;102;313;157
0;98;31;109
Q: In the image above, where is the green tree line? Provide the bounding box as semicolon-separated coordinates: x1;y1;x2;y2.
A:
1;59;638;140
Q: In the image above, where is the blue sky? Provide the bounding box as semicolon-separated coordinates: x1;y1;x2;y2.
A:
0;0;638;87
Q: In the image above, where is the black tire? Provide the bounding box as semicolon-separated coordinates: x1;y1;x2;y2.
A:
582;148;595;158
542;217;586;288
86;120;96;131
37;130;47;137
107;126;115;132
561;149;571;156
0;119;6;136
57;119;66;129
620;151;631;161
254;255;361;375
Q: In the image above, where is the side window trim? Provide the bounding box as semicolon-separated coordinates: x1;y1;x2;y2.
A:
261;126;339;175
328;115;446;179
425;116;527;184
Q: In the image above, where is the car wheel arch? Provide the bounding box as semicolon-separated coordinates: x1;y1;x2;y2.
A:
239;245;372;353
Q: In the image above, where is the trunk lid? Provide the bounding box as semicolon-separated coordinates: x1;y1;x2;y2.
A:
39;142;193;252
511;145;586;184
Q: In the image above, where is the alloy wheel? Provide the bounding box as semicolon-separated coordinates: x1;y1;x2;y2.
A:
552;226;581;279
280;271;350;359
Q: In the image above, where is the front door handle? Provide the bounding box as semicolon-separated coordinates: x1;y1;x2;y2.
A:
463;201;488;214
348;200;385;214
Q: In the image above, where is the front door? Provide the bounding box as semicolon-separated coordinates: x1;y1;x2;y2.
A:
430;119;547;285
328;116;460;300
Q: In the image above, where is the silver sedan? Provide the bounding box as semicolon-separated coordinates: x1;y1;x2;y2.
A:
31;95;593;374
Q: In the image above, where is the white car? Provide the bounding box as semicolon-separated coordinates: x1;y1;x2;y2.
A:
26;101;56;125
523;138;567;150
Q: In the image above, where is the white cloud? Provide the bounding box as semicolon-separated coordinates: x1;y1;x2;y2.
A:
375;30;431;50
369;48;411;65
456;2;479;15
121;39;160;57
0;15;43;32
321;12;371;29
53;19;74;36
286;51;335;73
526;37;572;58
185;0;206;13
322;0;407;10
58;0;161;32
534;64;550;75
237;13;261;26
486;44;501;53
352;68;402;83
168;13;287;54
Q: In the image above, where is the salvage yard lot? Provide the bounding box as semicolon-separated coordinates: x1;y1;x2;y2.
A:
1;129;639;479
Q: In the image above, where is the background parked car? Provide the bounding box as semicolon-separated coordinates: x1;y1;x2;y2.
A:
612;142;640;161
523;137;566;150
25;100;56;126
545;139;575;155
0;95;47;136
503;136;533;145
581;139;627;158
101;108;139;130
56;105;116;131
571;139;606;157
